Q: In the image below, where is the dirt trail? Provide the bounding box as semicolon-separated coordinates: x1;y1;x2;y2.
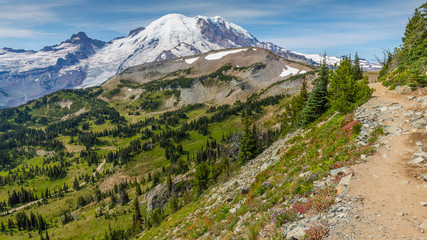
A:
330;83;427;239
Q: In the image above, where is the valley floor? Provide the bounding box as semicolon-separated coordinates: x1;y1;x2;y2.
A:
329;83;427;239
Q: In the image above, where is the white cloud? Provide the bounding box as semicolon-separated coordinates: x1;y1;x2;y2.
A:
0;28;44;38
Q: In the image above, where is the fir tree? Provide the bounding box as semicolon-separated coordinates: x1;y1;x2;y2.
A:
73;177;79;190
131;196;142;236
281;76;309;133
238;113;256;163
300;57;329;127
193;162;210;193
328;56;373;113
352;52;364;80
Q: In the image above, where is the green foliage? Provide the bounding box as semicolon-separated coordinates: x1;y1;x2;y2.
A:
193;162;211;193
300;58;329;127
238;113;257;163
381;2;427;88
328;56;373;113
281;77;308;133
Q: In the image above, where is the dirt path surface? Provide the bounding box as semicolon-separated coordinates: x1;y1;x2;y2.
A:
329;83;427;239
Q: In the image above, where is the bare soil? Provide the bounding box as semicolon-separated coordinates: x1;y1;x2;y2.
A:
329;83;427;239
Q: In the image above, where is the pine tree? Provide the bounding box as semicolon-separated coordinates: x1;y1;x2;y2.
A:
238;113;256;163
352;52;363;80
169;194;179;213
132;196;142;236
281;76;309;133
73;177;79;190
135;183;142;196
328;56;373;113
300;57;329;127
193;162;210;193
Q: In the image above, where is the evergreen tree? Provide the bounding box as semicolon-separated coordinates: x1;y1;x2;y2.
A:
300;57;329;127
238;113;256;163
135;183;142;196
328;56;373;113
193;162;210;193
169;194;179;213
131;196;142;236
73;177;79;190
352;52;364;80
281;77;309;133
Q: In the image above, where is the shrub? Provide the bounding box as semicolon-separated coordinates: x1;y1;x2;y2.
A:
304;224;328;240
270;208;297;226
293;199;313;214
312;187;336;212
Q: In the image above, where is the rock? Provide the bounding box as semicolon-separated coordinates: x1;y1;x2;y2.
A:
409;157;425;165
389;105;402;110
331;167;346;176
299;171;311;178
420;202;427;206
413;151;427;160
411;118;427;129
416;142;423;147
361;154;367;160
339;174;352;186
384;126;402;134
336;184;346;194
420;220;427;230
240;187;250;195
403;110;415;117
229;208;236;214
313;180;326;193
379;107;389;112
407;96;416;100
286;226;305;240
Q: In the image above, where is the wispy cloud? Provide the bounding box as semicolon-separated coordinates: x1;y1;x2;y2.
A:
0;28;47;38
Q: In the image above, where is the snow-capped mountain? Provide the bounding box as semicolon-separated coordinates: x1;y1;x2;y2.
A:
78;14;310;88
0;13;379;107
0;32;105;107
291;51;381;71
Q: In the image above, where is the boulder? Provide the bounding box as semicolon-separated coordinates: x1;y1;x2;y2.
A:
286;226;305;240
331;167;346;176
240;187;250;195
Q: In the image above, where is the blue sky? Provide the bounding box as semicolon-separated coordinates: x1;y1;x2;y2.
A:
0;0;424;61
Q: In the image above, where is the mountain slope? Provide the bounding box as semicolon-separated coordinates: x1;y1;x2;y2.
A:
0;14;312;108
0;32;105;107
78;14;312;88
101;47;315;108
291;51;382;71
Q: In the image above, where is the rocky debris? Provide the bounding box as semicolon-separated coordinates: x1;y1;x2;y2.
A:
285;225;306;240
384;126;402;135
410;114;427;129
331;167;347;176
409;143;427;165
394;85;410;94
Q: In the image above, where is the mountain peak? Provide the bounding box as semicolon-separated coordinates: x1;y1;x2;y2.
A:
128;27;145;37
70;32;89;40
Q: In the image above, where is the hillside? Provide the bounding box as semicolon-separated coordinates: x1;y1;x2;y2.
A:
378;2;427;89
0;48;317;239
0;3;424;238
0;14;313;108
102;47;314;108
